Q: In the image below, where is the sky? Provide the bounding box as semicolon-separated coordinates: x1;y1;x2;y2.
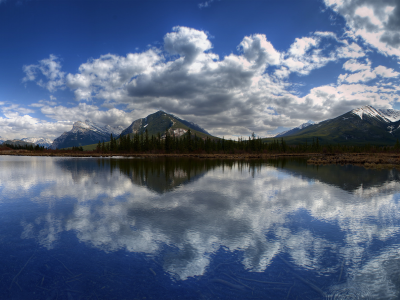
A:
1;0;400;140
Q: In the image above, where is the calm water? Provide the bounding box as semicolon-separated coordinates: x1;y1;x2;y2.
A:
1;156;400;299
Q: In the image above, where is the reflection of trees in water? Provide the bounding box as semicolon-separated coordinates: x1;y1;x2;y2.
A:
97;158;265;194
267;157;400;193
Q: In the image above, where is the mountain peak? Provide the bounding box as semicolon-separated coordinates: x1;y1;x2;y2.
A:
351;105;400;123
51;120;124;149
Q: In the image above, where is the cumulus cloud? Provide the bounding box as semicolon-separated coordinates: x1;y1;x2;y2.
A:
40;103;134;128
30;99;58;108
0;104;70;140
21;26;400;138
324;0;400;58
338;58;399;84
239;34;281;67
22;54;65;92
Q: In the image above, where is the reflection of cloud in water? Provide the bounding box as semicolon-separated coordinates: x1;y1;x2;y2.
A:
3;156;400;297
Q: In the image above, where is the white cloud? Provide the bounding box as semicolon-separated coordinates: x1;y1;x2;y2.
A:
239;34;281;67
340;70;377;83
20;26;399;138
324;0;400;58
30;99;58;108
40;103;134;128
339;59;399;84
164;26;212;64
343;59;371;72
198;0;215;9
22;54;65;92
374;65;399;78
65;50;161;102
0;105;70;140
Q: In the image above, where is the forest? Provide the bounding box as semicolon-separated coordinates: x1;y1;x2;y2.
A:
4;129;400;154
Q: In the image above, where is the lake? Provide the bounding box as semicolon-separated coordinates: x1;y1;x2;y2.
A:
1;156;400;299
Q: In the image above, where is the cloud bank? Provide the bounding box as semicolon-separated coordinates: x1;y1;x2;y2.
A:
20;24;400;139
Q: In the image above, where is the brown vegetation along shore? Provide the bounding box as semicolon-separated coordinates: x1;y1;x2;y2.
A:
308;153;400;169
1;149;400;169
0;149;311;159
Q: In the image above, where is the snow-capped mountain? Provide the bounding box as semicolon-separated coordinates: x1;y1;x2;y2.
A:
275;120;315;137
21;138;53;148
271;105;400;145
351;105;400;123
50;120;124;149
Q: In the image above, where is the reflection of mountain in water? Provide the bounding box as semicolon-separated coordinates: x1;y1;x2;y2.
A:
108;158;225;194
267;158;400;193
56;157;265;194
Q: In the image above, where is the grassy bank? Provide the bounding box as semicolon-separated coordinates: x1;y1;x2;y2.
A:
2;147;400;170
308;153;400;169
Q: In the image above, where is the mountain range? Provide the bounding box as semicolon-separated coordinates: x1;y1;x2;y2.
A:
275;120;315;137
271;105;400;145
50;120;124;149
21;138;53;148
50;110;212;149
3;105;400;150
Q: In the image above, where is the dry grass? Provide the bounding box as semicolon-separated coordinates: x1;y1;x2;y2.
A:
307;153;400;169
4;150;398;169
0;150;312;160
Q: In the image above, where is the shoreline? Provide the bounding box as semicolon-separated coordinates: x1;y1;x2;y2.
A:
0;150;310;159
307;153;400;169
1;150;400;169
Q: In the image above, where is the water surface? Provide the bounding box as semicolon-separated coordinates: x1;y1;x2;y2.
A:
1;156;400;299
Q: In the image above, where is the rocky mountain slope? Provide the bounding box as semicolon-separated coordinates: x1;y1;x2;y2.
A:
121;110;212;139
50;120;124;149
3;139;37;147
275;120;315;137
21;137;53;148
270;105;400;145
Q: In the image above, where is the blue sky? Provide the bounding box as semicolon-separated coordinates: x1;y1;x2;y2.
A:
1;0;400;140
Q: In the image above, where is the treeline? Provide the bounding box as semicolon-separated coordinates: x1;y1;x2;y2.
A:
94;130;400;154
4;132;400;154
4;143;46;151
96;130;266;153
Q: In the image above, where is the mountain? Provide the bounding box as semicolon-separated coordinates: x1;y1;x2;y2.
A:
21;138;53;148
275;120;315;137
268;105;400;145
3;139;37;147
50;120;124;149
121;110;212;139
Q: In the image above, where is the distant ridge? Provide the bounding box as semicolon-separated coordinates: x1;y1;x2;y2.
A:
21;137;53;148
50;120;124;149
275;120;315;137
3;139;37;147
51;111;214;149
267;105;400;145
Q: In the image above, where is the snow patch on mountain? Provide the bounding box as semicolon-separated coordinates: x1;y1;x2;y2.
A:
351;105;400;123
72;120;124;136
50;120;124;149
275;120;315;137
21;138;53;148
